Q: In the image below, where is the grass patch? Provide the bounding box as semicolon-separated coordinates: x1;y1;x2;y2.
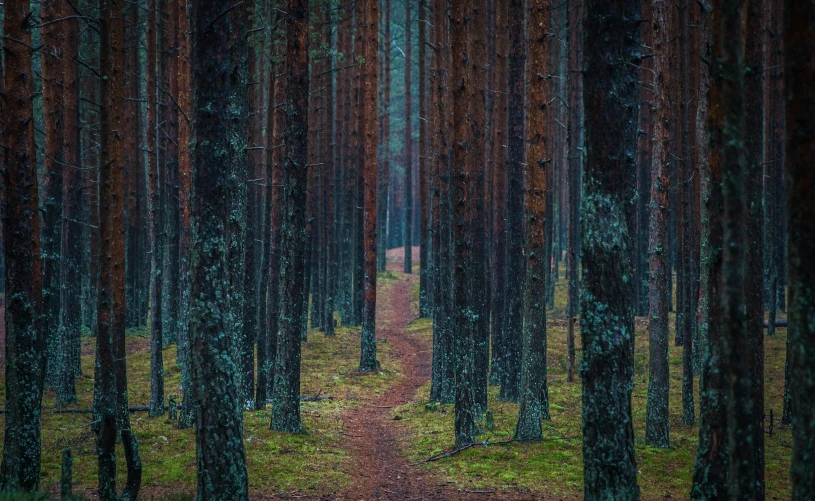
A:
0;322;401;498
395;263;792;500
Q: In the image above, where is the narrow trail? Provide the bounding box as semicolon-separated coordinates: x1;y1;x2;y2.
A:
333;248;537;501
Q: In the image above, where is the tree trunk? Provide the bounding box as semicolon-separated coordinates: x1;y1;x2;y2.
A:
430;0;455;404
645;0;671;450
784;0;815;496
691;1;729;498
359;0;380;372
147;0;165;419
403;0;414;274
177;0;194;429
57;11;82;406
580;0;641;497
744;0;766;495
469;0;489;415
97;0;143;497
418;0;430;316
565;0;583;383
450;0;476;448
489;0;508;388
500;0;527;404
41;0;66;389
188;0;250;497
272;0;309;433
0;0;45;491
515;0;550;443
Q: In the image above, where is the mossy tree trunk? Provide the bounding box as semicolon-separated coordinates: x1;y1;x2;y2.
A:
580;0;641;497
514;0;550;444
0;0;45;491
188;0;250;497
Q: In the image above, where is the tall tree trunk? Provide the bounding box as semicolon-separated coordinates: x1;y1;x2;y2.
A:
644;0;671;450
359;0;380;372
469;0;489;414
691;1;729;497
500;0;527;403
418;0;429;316
430;0;455;404
57;12;82;406
565;0;582;383
97;0;143;497
188;0;250;497
451;0;476;448
784;0;815;496
377;0;391;273
265;23;286;405
744;0;766;495
580;0;641;497
147;0;165;419
41;0;66;389
177;0;194;429
403;0;413;274
514;0;550;444
716;0;759;497
489;0;508;388
0;0;45;491
272;0;309;433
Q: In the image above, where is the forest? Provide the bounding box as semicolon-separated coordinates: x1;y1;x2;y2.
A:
0;0;813;499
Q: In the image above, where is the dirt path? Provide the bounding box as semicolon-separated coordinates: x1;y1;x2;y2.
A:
332;248;537;501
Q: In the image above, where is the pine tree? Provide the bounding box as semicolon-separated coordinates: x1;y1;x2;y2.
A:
0;0;45;491
514;0;550;444
783;0;815;496
645;0;671;450
580;0;641;497
188;0;250;496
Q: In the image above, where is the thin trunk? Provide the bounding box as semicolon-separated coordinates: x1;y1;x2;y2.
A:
489;0;508;388
403;0;413;274
359;0;380;372
644;0;671;450
148;0;165;419
57;12;81;406
272;0;309;433
41;0;66;389
418;0;429;316
744;0;766;495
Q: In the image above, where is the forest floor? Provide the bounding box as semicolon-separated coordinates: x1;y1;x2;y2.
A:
0;247;795;500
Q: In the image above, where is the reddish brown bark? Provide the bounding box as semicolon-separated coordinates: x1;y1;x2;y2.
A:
359;0;380;371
